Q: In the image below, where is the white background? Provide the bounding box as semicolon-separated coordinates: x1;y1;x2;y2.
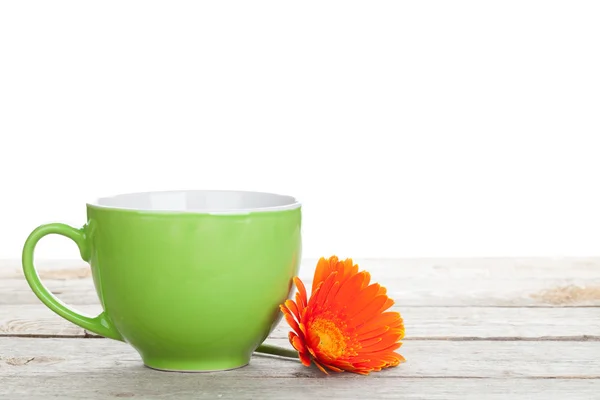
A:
1;1;599;260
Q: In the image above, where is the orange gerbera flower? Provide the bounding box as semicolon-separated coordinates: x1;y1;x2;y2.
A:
280;256;405;375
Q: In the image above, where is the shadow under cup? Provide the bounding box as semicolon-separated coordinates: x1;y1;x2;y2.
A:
22;190;302;372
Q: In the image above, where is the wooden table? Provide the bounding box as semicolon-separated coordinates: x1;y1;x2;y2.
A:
1;258;599;399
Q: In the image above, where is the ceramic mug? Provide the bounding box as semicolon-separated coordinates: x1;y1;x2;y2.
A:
22;190;301;372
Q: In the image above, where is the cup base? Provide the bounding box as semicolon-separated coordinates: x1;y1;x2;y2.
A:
144;362;249;373
142;356;250;373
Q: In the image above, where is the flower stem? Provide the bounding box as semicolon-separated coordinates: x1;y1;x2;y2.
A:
255;343;299;359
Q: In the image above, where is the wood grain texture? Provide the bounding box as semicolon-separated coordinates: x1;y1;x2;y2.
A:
2;258;600;306
2;378;599;400
2;377;597;400
2;304;600;340
0;338;599;399
1;337;599;378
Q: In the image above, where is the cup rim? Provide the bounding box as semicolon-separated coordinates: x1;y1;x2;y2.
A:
86;189;302;215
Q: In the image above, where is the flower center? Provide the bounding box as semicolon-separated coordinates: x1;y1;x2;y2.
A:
310;317;348;359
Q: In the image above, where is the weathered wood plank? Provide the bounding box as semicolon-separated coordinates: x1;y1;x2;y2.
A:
2;258;599;306
1;376;598;400
3;257;599;280
0;278;100;306
3;274;599;306
0;305;98;337
0;259;86;278
1;338;599;379
2;304;600;340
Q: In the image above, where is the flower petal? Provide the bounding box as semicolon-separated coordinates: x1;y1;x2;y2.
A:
284;299;300;320
346;283;381;317
312;256;337;294
340;258;359;283
311;271;339;311
307;342;319;359
357;325;391;341
298;350;312;367
289;332;306;353
299;322;309;341
356;341;402;357
323;280;342;308
360;332;403;352
348;295;389;327
351;368;371;375
332;272;369;306
380;297;395;313
322;363;344;373
358;336;383;349
294;277;308;309
388;317;405;329
355;312;402;334
381;352;406;366
282;307;302;336
360;271;371;289
313;359;329;374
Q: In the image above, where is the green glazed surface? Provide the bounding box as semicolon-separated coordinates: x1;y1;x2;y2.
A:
22;203;301;372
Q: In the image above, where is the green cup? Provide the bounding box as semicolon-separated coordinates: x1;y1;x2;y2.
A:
22;190;302;372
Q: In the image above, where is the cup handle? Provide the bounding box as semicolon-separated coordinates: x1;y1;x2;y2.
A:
22;223;123;341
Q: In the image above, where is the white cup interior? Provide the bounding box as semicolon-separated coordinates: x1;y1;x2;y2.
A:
89;190;300;213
